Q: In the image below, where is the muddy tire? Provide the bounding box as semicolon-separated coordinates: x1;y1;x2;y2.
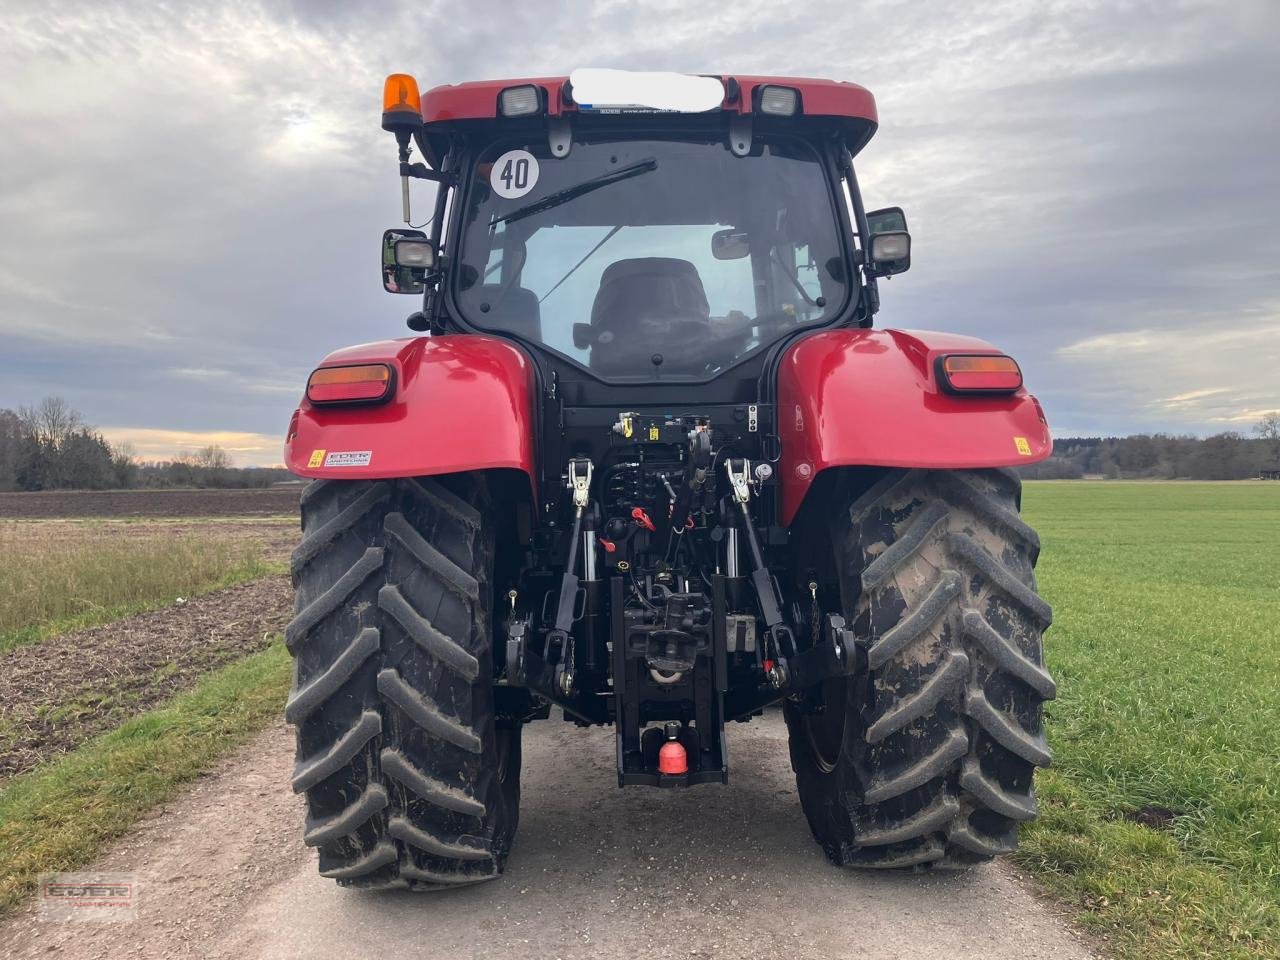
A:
785;468;1054;869
286;475;520;889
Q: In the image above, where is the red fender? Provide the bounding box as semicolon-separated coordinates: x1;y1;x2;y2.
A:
776;329;1051;525
284;335;536;496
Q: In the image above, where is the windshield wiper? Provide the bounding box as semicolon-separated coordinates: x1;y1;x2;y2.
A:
491;158;658;227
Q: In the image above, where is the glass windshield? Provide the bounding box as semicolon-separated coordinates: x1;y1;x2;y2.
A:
453;135;849;380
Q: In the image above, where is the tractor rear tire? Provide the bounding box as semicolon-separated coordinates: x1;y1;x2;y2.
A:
286;474;520;889
785;468;1055;869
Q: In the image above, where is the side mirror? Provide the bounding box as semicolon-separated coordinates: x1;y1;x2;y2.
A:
865;206;911;277
381;228;435;294
711;228;750;260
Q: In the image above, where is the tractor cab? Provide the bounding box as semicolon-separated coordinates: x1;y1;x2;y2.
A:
383;70;909;380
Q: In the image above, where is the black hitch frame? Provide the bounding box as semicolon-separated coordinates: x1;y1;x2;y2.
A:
723;613;863;722
612;576;729;788
499;586;865;781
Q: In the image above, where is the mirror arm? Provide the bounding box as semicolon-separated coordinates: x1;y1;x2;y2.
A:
394;129;454;224
839;150;878;321
864;278;880;319
400;161;454;185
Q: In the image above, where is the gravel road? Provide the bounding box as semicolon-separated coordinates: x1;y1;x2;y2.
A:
2;714;1095;960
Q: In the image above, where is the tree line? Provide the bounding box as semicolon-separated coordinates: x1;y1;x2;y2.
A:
0;397;293;491
1021;416;1280;480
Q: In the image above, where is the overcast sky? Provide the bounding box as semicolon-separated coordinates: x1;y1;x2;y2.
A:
2;0;1277;465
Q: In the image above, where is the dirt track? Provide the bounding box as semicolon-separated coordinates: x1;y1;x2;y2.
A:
0;576;291;783
0;715;1096;960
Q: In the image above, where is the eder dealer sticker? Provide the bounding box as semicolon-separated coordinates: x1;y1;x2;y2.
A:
323;450;372;468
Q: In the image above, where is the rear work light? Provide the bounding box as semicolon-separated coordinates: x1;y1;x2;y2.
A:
499;85;542;116
937;355;1023;394
307;363;394;405
757;85;799;116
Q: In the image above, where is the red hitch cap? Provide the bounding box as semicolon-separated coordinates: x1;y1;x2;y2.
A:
658;739;688;775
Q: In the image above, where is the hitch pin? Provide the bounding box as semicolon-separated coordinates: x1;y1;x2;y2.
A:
569;459;593;512
726;458;752;504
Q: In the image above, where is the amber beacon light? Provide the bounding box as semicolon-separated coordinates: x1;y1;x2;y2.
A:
382;73;422;132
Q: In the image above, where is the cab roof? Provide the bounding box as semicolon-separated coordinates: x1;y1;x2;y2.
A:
417;74;878;163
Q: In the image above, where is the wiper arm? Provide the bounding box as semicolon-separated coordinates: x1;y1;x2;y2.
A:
491;158;658;227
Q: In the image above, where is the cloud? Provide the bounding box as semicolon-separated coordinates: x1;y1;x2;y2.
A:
1053;318;1280;432
1159;388;1231;406
100;427;283;467
1;0;1277;442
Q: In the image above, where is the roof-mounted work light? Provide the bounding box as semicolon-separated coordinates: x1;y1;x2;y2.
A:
499;85;543;117
757;85;799;116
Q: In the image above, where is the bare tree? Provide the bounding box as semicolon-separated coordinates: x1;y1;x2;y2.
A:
185;445;233;471
0;409;24;491
17;396;84;447
1255;412;1280;463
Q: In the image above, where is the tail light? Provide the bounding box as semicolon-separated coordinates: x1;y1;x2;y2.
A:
937;355;1023;394
307;363;395;405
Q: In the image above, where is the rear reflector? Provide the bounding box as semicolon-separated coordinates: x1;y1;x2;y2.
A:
307;363;394;405
938;355;1023;394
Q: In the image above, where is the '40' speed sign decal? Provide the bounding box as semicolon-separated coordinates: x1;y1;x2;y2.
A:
490;149;540;199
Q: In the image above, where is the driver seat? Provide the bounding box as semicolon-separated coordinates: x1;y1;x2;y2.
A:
583;258;711;374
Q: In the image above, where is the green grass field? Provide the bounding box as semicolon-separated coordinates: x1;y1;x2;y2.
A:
1020;481;1280;960
0;519;287;652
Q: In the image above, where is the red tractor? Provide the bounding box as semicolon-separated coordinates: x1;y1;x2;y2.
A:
283;69;1055;888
